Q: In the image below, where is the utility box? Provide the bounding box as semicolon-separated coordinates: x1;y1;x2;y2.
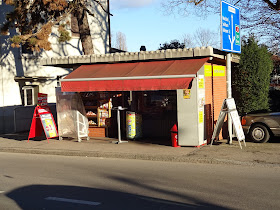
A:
177;66;206;146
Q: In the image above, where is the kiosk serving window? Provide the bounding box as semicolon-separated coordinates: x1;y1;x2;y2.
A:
142;90;177;112
22;85;39;106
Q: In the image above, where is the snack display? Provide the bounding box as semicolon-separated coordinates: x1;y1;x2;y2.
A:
86;111;97;117
81;92;112;128
88;120;97;125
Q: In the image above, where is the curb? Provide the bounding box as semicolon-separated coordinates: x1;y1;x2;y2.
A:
1;147;280;168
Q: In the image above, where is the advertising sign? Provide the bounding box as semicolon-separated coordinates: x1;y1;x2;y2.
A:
226;98;245;141
38;93;48;107
213;66;226;77
126;112;142;139
183;89;191;99
221;1;241;53
127;112;136;138
40;113;58;138
28;106;58;142
211;98;246;148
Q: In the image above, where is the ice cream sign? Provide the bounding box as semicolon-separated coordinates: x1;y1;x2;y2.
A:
221;1;241;53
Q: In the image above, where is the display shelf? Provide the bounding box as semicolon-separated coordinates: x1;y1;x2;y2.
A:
97;107;111;127
85;109;98;126
81;92;112;136
85;105;98;109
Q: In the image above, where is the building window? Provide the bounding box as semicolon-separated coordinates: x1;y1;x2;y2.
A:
22;85;39;106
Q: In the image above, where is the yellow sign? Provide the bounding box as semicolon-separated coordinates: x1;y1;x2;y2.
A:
198;77;204;89
213;66;225;76
127;113;136;138
204;65;212;77
205;65;226;77
183;89;191;99
199;111;204;124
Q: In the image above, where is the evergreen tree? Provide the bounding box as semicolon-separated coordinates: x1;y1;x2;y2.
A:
232;36;273;114
158;40;185;50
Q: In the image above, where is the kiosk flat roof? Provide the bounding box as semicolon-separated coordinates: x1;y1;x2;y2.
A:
61;58;208;92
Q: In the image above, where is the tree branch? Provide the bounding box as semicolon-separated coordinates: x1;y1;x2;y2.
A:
93;0;113;16
193;0;204;6
263;0;280;10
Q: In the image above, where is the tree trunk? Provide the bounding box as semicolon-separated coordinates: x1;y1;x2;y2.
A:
75;6;94;55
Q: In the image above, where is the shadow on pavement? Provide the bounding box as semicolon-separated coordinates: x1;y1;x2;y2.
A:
0;132;47;141
268;136;280;143
244;136;280;144
5;185;228;210
132;137;172;146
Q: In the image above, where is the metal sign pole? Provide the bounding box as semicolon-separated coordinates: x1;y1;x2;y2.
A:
221;1;241;144
227;53;233;144
112;106;128;144
117;108;122;142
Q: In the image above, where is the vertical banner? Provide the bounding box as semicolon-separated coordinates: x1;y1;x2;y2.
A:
127;112;136;138
126;112;142;139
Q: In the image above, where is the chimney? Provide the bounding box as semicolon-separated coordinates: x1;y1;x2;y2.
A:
140;46;146;51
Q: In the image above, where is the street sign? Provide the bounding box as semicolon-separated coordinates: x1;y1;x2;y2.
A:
221;1;241;53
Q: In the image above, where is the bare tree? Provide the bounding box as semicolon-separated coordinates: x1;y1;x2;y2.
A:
181;33;195;48
113;31;127;51
162;0;280;49
181;28;219;48
194;27;219;48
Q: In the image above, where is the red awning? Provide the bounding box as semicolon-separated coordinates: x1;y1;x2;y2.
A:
61;58;209;92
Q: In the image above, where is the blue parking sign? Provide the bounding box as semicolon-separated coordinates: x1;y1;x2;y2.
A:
221;1;241;53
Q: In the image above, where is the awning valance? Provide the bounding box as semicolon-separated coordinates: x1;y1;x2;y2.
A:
61;58;209;92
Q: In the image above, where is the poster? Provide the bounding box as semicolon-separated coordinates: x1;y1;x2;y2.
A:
28;106;58;141
199;110;204;124
127;112;136;138
126;112;142;139
183;89;191;99
40;113;58;138
198;75;204;89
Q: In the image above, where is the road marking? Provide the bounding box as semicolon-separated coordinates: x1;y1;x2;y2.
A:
45;197;101;206
139;197;193;208
0;191;5;194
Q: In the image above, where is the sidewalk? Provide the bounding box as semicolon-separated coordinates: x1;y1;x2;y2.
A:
0;133;280;167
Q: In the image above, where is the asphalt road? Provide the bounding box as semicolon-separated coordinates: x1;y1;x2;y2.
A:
0;152;280;210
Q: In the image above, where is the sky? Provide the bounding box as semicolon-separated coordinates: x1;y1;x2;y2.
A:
110;0;220;52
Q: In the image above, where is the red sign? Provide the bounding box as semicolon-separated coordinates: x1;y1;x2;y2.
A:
28;106;58;142
235;25;240;33
38;93;48;107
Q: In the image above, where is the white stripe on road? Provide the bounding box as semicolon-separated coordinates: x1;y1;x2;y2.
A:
0;191;5;193
45;197;101;206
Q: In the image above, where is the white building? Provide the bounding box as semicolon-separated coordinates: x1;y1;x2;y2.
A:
0;0;111;134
